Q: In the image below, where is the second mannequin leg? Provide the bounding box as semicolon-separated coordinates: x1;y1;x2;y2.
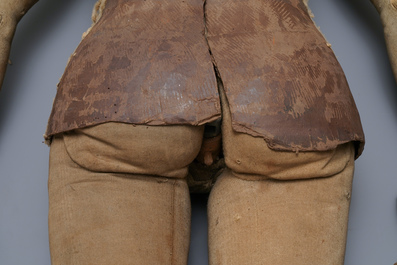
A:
208;160;354;265
207;86;356;264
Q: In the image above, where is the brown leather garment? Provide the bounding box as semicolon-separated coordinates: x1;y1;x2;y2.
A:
206;0;364;156
45;0;365;157
45;0;220;136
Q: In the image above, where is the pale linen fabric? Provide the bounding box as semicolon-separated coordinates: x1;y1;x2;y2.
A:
48;89;354;264
207;87;355;264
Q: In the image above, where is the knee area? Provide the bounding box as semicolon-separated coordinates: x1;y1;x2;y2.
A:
61;122;204;178
223;130;355;181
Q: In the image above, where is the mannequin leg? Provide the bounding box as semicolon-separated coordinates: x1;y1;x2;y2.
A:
208;159;354;265
208;89;356;264
48;122;204;265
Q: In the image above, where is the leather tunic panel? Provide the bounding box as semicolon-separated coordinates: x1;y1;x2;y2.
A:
46;0;364;157
45;0;220;137
206;0;364;155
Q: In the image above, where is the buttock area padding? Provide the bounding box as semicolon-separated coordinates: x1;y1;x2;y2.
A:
48;133;192;265
62;122;205;179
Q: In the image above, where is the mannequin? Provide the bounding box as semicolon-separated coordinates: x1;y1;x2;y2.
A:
0;0;392;264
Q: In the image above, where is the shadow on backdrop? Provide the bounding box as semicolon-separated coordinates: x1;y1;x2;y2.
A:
0;0;80;138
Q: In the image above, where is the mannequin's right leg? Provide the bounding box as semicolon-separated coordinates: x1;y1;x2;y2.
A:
48;122;204;265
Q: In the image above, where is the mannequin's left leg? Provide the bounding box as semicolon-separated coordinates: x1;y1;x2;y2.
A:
208;90;356;265
208;156;354;265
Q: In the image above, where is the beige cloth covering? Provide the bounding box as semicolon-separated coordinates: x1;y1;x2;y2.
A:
49;124;204;265
48;86;355;264
207;87;355;264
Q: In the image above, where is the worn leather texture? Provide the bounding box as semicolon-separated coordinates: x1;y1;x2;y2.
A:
206;0;364;156
46;0;220;135
45;0;365;156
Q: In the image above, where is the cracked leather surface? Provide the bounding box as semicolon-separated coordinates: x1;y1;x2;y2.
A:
45;0;364;157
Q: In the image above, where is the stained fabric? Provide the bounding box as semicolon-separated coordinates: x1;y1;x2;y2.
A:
45;0;364;157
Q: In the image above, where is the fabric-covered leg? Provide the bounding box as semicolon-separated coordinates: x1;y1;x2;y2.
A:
208;157;354;265
208;88;356;265
48;122;204;265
